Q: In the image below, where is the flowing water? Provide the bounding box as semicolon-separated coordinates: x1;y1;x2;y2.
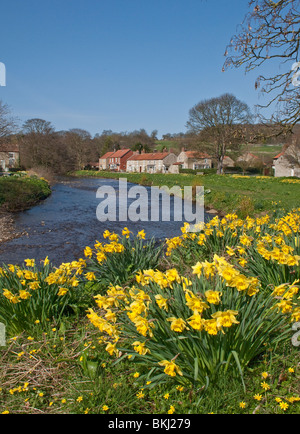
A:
0;177;212;266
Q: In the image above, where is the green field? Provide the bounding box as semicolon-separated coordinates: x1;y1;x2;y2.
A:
248;144;283;154
154;141;283;158
238;144;283;162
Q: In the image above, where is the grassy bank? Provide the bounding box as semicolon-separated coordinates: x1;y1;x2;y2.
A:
71;170;300;217
0;174;51;212
0;209;299;414
1;320;298;414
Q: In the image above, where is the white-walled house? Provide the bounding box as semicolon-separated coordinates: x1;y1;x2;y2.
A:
222;155;235;168
176;149;212;170
273;149;300;177
126;152;177;173
99;151;114;170
0;143;20;171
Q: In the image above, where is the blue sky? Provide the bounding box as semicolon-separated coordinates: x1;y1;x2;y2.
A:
0;0;274;138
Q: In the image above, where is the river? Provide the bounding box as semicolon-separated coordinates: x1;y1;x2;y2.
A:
0;177;212;266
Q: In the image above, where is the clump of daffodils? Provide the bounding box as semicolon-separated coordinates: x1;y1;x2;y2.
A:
87;209;300;388
0;258;86;334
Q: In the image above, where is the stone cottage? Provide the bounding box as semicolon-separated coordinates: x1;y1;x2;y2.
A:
126;152;177;173
176;149;212;170
0;143;20;171
99;151;114;170
273;148;300;178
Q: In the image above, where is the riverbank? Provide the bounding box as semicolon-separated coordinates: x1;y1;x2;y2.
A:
0;175;51;213
0;212;26;244
71;170;300;217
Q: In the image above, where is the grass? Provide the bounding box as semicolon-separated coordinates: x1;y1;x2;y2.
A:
1;322;298;414
0;174;51;212
249;145;283;154
71;170;300;217
0;173;299;415
237;143;283;156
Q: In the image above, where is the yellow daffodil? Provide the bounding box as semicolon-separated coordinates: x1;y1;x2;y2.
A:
158;360;183;377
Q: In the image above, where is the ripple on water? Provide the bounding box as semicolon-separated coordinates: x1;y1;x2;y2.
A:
0;177;213;266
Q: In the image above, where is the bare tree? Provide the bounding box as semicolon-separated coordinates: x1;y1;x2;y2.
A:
224;0;300;132
186;93;252;174
20;119;56;169
0;100;17;138
22;118;55;135
64;128;93;170
151;129;158;140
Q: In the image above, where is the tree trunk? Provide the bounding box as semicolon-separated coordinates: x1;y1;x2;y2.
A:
217;159;223;175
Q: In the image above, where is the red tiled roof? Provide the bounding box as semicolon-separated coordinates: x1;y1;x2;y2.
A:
110;149;132;158
128;152;170;161
100;149;132;160
273;151;285;159
0;143;19;153
99;151;114;160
